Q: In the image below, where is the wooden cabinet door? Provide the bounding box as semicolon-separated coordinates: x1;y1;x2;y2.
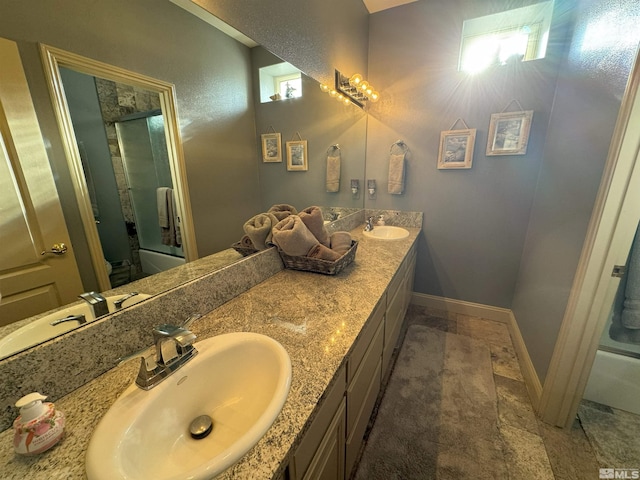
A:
0;37;83;326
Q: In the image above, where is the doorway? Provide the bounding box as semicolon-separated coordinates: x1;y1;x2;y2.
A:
60;67;185;287
40;44;196;291
538;50;640;430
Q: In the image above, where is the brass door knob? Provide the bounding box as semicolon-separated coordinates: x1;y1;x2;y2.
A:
41;243;68;256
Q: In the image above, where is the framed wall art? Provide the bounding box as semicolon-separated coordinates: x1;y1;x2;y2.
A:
437;128;476;170
261;132;282;162
486;110;533;156
286;139;308;171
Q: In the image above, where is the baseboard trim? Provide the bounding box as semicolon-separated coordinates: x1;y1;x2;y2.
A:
410;293;543;408
410;292;512;323
506;310;543;408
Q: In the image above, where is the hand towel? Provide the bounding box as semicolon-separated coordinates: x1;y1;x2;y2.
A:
157;187;170;228
326;155;341;192
243;213;278;250
388;153;406;195
299;206;330;247
268;204;298;221
308;244;342;262
160;188;181;247
330;232;352;255
271;215;319;256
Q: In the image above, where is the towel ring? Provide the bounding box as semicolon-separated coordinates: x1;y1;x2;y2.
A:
390;140;409;155
327;144;341;155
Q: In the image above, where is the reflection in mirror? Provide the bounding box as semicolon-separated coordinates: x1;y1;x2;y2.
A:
0;5;365;362
59;67;186;288
40;44;196;294
252;47;367;211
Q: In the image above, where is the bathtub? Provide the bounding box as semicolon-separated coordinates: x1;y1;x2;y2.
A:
138;249;185;275
583;349;640;415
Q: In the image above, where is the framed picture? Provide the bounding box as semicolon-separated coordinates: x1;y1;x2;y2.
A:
486;110;534;156
437;128;476;170
286;140;308;171
261;133;282;162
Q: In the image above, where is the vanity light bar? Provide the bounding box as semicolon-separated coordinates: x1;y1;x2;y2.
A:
319;70;380;108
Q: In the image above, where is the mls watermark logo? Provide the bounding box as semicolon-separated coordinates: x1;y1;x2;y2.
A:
600;468;640;479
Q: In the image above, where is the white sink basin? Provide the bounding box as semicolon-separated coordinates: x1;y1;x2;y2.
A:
85;332;292;480
0;293;151;359
363;225;410;240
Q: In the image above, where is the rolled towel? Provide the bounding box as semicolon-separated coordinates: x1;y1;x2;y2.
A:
330;232;352;255
299;206;330;247
243;213;278;250
326;155;341;192
272;215;319;256
388;153;406;195
308;244;342;262
268;204;298;221
240;235;255;249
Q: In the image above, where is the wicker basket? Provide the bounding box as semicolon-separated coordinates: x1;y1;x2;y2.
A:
278;240;358;275
231;241;259;257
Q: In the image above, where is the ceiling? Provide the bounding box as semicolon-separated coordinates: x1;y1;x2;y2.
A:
362;0;419;14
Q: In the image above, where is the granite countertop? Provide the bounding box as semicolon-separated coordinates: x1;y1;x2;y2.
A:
0;225;420;479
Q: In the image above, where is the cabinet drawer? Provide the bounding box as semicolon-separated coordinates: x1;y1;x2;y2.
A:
347;294;385;383
385;280;405;350
302;399;346;480
347;319;384;434
346;359;382;476
294;366;346;479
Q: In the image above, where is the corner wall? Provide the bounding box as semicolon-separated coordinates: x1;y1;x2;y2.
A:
192;0;370;88
511;0;640;382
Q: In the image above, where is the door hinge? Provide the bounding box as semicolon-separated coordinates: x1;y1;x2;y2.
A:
612;265;626;278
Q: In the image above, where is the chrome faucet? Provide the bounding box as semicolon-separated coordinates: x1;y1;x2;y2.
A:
120;314;202;390
364;216;375;232
50;313;87;326
78;291;109;317
113;291;139;309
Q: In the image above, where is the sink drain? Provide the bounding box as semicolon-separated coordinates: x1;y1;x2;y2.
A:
189;415;213;439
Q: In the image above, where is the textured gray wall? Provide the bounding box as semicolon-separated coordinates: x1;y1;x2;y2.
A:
0;0;261;279
365;0;570;308
193;0;370;88
251;47;367;212
511;0;640;381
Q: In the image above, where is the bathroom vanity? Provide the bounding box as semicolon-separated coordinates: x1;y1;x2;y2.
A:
0;215;420;480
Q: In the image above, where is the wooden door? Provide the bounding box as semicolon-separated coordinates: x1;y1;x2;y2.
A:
0;37;84;326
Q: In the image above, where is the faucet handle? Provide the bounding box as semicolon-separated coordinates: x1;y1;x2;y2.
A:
118;345;155;368
182;313;202;328
114;292;139;309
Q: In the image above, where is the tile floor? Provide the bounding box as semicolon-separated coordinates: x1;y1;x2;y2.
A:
354;304;613;479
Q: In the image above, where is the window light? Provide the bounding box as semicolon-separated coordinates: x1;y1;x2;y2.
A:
459;1;554;74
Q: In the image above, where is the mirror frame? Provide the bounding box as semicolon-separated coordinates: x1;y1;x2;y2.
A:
39;44;198;290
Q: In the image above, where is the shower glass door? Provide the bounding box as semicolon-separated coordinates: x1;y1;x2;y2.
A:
116;113;184;258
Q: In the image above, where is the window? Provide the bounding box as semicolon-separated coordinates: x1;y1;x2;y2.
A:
459;1;554;74
275;73;302;100
258;62;303;102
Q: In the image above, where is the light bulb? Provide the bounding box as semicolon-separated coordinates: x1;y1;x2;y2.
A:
336;93;344;102
349;73;363;86
359;81;369;92
366;87;373;96
343;97;351;105
369;91;380;102
328;89;337;98
319;83;330;93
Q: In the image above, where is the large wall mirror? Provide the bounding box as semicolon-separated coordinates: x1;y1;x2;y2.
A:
0;0;367;360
